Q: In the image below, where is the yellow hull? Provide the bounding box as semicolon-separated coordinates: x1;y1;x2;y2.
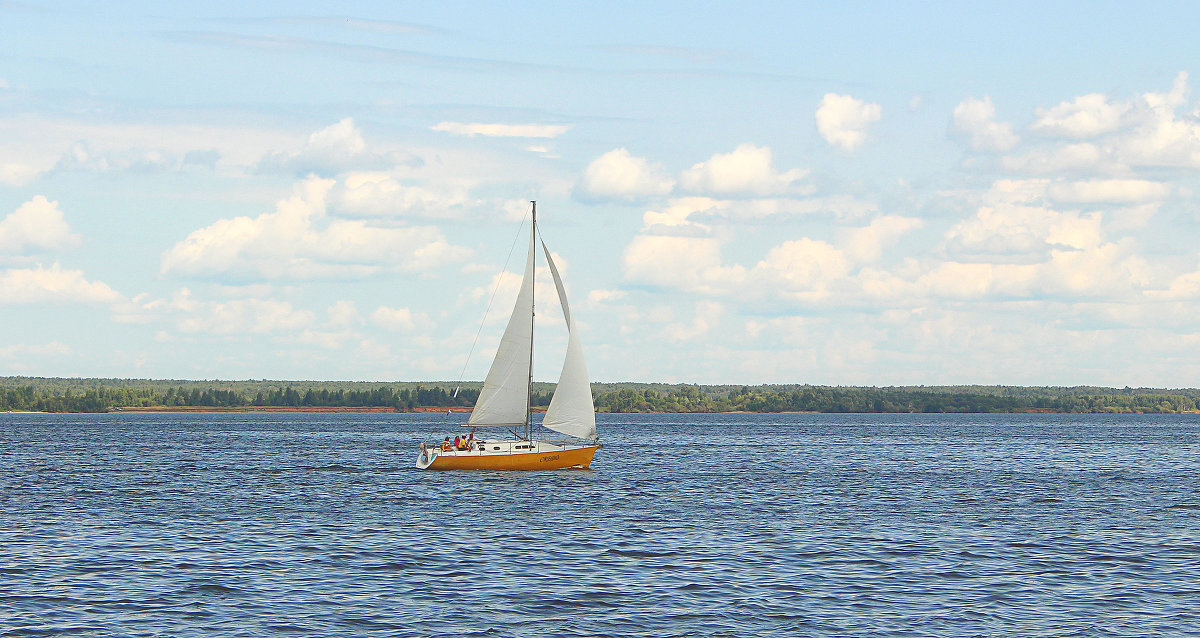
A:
420;444;600;471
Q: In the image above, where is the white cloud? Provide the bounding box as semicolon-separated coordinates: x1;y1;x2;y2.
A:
371;305;429;332
295;328;357;350
0;341;72;360
930;180;1152;300
1032;93;1130;138
1151;268;1200;300
918;261;1038;299
639;197;720;236
1004;73;1200;174
1000;143;1118;175
753;238;851;294
430;122;571;138
258;118;399;176
952;96;1019;152
161;177;470;280
56;140;177;173
177;298;315;335
0;114;299;185
838;215;924;263
0;196;80;254
115;288;323;338
943;202;1103;263
334;172;475;218
1118;71;1200;168
326;300;359;328
679;144;807;196
0;162;46;186
622;235;744;295
0;263;121;304
586;289;627;305
664;301;724;342
576;148;675;200
622;231;859;303
1046;179;1170;204
815;93;882;151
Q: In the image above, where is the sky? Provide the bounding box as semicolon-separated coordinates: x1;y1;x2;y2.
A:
4;1;1200;386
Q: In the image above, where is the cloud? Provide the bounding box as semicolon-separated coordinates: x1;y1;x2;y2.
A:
257;118;400;176
664;301;724;342
176;298;315;335
952;96;1019;152
121;288;325;337
1151;268;1200;300
0;263;121;304
371;305;430;332
0;341;72;360
1003;73;1200;174
0;114;300;184
1032;93;1130;138
921;239;1149;301
0;196;80;254
586;289;627;305
679;144;807;196
815;93;882;151
56;141;177;173
430;122;571;138
943;201;1103;265
575;148;675;201
838;215;924;263
622;231;857;303
1046;179;1170;204
753;238;851;295
0;162;46;186
326;300;359;328
333;172;476;218
929;179;1153;299
1119;71;1200;168
161;176;471;281
1000;143;1117;175
622;235;744;295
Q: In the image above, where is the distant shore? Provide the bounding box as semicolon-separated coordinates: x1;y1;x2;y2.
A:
24;406;1200;415
7;377;1200;414
111;406;473;413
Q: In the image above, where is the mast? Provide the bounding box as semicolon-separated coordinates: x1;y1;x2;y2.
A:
526;201;536;441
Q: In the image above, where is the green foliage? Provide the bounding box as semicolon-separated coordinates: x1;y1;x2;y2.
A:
2;376;1200;414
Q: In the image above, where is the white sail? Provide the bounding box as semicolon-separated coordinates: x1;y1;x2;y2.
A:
468;234;534;427
541;241;597;440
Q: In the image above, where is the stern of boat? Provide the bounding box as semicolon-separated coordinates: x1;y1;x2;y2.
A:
415;445;437;470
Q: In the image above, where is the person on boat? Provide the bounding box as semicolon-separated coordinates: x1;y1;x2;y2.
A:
465;430;475;450
453;435;461;449
440;437;452;452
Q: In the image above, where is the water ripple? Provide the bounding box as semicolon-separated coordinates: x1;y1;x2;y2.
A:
2;412;1199;636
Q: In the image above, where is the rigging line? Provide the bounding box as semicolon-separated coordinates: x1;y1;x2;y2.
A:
452;209;531;398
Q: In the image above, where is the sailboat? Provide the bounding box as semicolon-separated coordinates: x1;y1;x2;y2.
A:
416;202;600;470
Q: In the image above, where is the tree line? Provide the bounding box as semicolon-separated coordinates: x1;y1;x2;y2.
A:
3;377;1200;414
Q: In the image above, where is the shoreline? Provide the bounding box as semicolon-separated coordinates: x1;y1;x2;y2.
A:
13;406;1196;415
111;406;475;413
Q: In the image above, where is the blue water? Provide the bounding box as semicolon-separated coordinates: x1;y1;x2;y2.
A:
2;412;1199;637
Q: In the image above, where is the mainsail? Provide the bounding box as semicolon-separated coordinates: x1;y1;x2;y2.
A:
541;241;597;440
467;232;535;427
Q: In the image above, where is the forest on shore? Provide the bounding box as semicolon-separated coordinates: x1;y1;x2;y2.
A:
3;376;1200;414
